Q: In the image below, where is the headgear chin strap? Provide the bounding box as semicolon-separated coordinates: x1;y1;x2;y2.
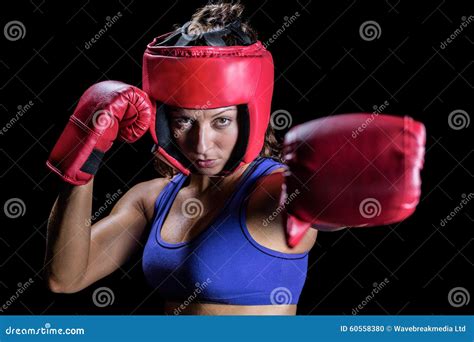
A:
143;21;274;176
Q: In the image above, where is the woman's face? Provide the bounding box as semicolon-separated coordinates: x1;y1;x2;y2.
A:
169;105;239;175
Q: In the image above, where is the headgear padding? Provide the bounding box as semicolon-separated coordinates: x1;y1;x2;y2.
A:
143;23;274;176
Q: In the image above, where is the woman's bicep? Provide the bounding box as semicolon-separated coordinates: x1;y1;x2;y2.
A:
73;183;152;292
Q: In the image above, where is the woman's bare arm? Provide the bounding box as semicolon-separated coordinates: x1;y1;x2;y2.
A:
246;169;318;253
44;179;164;293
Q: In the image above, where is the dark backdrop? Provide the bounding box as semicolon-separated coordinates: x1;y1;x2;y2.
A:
1;0;472;315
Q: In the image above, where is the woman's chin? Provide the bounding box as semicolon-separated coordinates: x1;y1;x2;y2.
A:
195;167;222;176
191;158;225;175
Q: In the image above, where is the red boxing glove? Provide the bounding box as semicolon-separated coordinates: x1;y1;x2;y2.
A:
46;81;154;185
282;113;426;247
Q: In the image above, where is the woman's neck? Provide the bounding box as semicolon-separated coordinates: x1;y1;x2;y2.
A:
184;163;250;193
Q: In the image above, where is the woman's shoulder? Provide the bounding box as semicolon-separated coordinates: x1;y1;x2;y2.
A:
128;177;171;194
254;158;287;193
248;165;286;213
126;177;173;223
245;165;317;253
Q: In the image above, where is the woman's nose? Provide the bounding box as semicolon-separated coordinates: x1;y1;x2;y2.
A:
192;124;213;154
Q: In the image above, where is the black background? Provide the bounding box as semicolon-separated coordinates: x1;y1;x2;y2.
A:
1;0;472;315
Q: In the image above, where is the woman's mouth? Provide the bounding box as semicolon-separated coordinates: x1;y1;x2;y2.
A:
196;159;217;168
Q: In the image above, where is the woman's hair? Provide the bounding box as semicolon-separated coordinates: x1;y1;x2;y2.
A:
186;0;257;45
154;1;283;178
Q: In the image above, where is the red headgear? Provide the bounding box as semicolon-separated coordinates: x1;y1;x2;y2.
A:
143;21;274;176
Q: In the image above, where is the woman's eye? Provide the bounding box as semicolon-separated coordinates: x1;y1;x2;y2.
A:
174;118;193;126
214;118;231;127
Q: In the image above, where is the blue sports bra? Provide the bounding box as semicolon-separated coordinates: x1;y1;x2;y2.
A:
142;157;309;305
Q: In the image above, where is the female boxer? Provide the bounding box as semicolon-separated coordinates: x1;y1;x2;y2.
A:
45;2;318;315
44;1;425;315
